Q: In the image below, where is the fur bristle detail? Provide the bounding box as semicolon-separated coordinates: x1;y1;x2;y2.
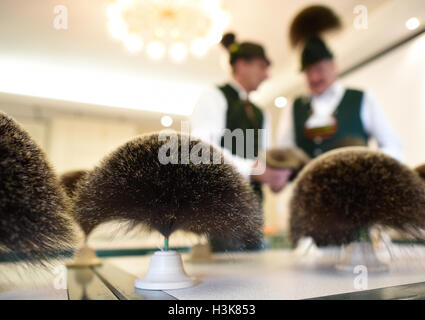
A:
74;133;263;249
289;147;425;247
0;113;76;263
60;170;88;198
289;5;342;47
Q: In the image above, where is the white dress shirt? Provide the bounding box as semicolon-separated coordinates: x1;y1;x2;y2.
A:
190;80;272;178
276;81;404;162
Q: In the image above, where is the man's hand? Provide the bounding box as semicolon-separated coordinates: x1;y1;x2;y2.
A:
268;167;292;193
251;161;293;193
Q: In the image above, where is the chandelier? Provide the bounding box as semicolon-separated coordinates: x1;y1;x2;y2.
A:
107;0;230;62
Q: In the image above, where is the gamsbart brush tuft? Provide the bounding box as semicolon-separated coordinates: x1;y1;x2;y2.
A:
290;147;425;248
0;113;76;264
74;132;263;250
414;164;425;182
289;5;342;47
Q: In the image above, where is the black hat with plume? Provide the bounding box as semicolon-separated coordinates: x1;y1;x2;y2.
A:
0;113;76;263
289;5;342;70
73;132;263;250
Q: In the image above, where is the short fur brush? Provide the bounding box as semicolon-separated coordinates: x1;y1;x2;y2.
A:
74;133;263;250
290;147;425;247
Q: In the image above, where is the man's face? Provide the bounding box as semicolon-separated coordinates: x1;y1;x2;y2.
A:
236;58;269;92
304;59;337;95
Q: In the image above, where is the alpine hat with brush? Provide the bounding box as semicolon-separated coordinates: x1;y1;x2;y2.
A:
289;5;342;71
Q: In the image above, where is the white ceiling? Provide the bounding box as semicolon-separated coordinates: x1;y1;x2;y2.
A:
0;0;423;118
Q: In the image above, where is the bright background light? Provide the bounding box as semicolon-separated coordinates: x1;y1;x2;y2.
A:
169;42;188;62
124;34;143;52
160;115;173;127
274;96;288;108
190;38;209;57
406;17;420;30
107;0;229;61
147;41;166;60
0;55;203;116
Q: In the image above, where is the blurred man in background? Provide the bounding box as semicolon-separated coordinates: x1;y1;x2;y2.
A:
276;6;403;189
191;33;290;251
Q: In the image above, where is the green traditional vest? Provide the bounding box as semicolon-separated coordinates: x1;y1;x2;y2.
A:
208;84;265;252
218;84;264;200
218;84;264;159
293;89;369;158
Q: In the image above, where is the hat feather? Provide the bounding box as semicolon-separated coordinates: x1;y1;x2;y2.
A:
221;32;236;50
289;5;342;47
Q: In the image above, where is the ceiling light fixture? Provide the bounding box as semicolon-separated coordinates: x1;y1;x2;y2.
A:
107;0;229;62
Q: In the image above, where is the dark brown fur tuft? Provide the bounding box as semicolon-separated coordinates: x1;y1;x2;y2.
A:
290;147;425;247
221;32;236;50
414;164;425;182
0;113;76;263
74;133;263;249
289;5;342;47
60;170;88;198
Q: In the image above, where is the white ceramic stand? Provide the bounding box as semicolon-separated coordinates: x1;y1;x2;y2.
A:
134;251;199;290
293;237;318;256
66;245;102;267
335;241;389;272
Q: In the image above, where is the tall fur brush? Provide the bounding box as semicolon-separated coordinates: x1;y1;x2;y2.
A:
289;5;342;47
0;113;76;263
414;164;425;182
73;133;263;249
290;147;425;247
265;147;311;180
